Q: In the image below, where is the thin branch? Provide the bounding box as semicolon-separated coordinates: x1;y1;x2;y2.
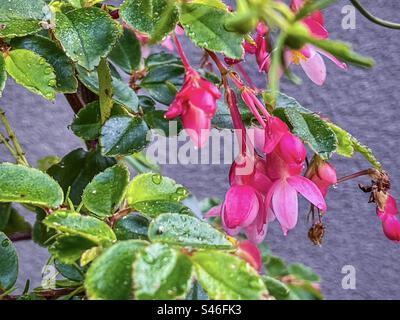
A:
350;0;400;29
9;232;32;242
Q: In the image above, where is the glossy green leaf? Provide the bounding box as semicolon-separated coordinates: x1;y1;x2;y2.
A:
54;7;122;71
263;255;289;278
114;214;149;241
2;208;32;236
328;122;382;170
82;164;130;217
120;0;178;43
0;203;11;231
47;148;116;205
54;259;84;282
37;155;61;172
100;116;150;157
0;163;63;208
144;110;183;136
126;173;189;216
191;251;268;300
178;3;244;59
274;106;338;160
148;213;233;249
33;208;56;247
141;52;184;105
0;54;6;97
263;276;290;300
11;35;78;93
77;65;139;112
0;232;18;290
49;235;97;264
0;0;47;38
133;243;193;300
109;26;141;73
5;49;57;100
44;211;116;244
288;263;320;282
85;240;147;300
71;101;102;140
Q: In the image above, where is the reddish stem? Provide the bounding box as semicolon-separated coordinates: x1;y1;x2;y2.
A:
235;63;256;90
173;33;191;70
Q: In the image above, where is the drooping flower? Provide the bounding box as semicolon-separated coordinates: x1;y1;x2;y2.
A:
255;23;271;73
265;133;327;235
376;194;400;241
285;0;347;85
236;240;262;271
165;68;221;148
307;160;337;197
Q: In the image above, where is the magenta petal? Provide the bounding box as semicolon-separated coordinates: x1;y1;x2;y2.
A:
381;214;400;241
272;180;299;235
181;104;212;148
165;99;184;119
204;204;222;218
264;117;289;154
237;240;262;271
316;48;348;70
222;185;259;230
303;18;329;39
287;175;327;211
300;52;326;86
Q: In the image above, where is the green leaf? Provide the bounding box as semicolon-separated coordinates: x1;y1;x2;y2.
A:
71;101;102;140
54;7;122;71
0;163;64;208
141;52;184;105
0;203;11;231
54;259;84;282
126;173;189;216
47;148;116;205
37;155;61;172
191;251;268;300
114;214;149;241
77;65;139;112
85;240;147;300
10;35;78;93
178;3;244;59
80;245;102;267
263;276;290;300
3;208;32;236
288;263;320;282
33;208;56;247
133;243;193;300
98;58;113;124
120;0;178;43
148;213;233;249
213;97;253;129
328;122;382;170
0;0;47;38
82;164;130;217
5;49;57;100
100;116;150;157
0;54;6;97
125;151;161;174
109;28;141;74
263;255;289;278
274;106;338;160
0;232;18;290
49;235;97;264
44;211;116;245
144;110;183;136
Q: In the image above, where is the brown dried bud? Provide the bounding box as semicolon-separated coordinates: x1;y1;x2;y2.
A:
308;222;325;246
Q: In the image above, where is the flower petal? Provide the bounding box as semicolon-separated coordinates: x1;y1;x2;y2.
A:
300;52;326;86
204;204;222;218
316;48;348;70
181;104;212;148
287;175;327;211
272;180;299;235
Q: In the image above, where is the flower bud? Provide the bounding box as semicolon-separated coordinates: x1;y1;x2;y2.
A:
236;240;262;271
380;214;400;242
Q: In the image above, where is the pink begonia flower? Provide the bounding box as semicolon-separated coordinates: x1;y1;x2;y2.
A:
309;161;337;197
236;240;262;271
285;0;347;85
165;68;221;148
375;194;400;241
255;23;271;73
265;133;327;236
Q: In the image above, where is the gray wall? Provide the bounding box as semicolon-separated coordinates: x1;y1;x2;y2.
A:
1;0;399;299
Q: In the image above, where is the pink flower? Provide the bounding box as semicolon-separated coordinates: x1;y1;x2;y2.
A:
309;161;337;197
377;194;398;217
265;133;327;235
236;240;262;271
165;69;221;148
255;23;271;73
380;214;400;242
285;0;347;85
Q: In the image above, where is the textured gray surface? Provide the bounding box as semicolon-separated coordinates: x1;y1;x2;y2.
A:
1;0;399;299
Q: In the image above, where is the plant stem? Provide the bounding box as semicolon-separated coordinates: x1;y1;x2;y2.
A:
0;108;29;166
337;168;375;184
173;33;191;70
9;232;32;242
350;0;400;29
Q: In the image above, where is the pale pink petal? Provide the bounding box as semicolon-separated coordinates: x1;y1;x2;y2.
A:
161;37;174;52
272;180;299;235
300;52;326;85
316;48;348;70
287;175;327;211
204;204;222;218
264;117;289;154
